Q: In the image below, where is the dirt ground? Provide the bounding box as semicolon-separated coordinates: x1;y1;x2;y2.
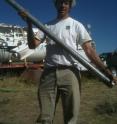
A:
0;84;64;124
0;68;64;124
0;70;117;124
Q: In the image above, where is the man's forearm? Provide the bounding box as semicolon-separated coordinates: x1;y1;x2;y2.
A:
86;46;113;79
27;21;36;49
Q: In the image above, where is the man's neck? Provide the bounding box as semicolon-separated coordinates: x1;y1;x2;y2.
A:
57;14;69;20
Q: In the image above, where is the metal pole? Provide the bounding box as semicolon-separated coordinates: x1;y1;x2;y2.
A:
6;0;115;87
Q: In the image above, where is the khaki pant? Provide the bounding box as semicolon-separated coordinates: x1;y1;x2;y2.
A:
37;67;81;124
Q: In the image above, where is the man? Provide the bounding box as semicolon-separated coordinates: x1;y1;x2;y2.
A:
19;0;117;124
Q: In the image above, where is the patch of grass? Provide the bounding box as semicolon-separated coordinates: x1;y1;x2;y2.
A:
0;72;117;124
95;101;117;115
0;98;10;105
79;73;117;124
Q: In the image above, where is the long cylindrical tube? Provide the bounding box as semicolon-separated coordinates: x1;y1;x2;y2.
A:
6;0;115;87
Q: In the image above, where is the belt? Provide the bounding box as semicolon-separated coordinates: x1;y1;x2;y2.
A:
45;65;73;70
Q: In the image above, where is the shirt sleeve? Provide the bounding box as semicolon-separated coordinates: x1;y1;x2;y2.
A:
34;29;46;41
77;23;92;46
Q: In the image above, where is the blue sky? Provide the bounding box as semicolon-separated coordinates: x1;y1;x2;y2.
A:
0;0;117;53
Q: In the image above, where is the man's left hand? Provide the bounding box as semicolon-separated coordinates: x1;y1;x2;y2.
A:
113;77;117;85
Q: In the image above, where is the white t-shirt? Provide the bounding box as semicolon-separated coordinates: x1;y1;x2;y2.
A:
35;17;92;67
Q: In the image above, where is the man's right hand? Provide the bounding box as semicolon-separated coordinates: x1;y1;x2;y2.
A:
18;11;29;22
18;11;32;27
